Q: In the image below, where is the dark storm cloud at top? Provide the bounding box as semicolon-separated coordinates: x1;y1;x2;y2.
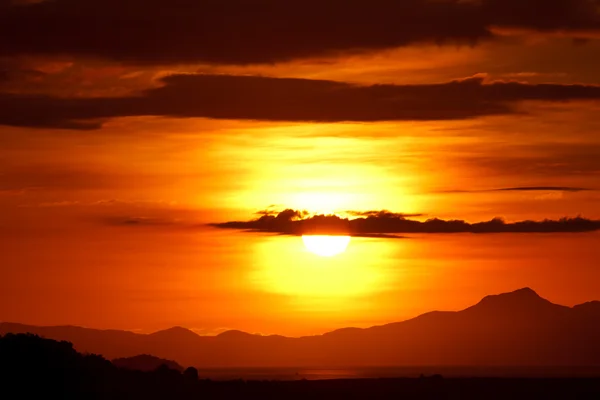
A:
0;0;599;64
2;74;600;129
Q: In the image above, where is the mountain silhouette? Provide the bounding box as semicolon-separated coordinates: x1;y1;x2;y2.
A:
2;288;599;367
149;326;199;341
469;287;565;311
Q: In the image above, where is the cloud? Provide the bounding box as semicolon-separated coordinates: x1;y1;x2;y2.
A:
345;210;426;218
2;74;600;129
0;0;598;65
456;143;600;177
16;199;179;208
0;67;45;83
441;186;593;193
0;0;487;65
495;187;592;192
485;0;600;32
211;209;600;235
0;165;115;191
113;216;182;226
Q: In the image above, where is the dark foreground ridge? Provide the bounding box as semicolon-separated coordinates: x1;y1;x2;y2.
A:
2;288;599;368
112;354;184;372
1;334;599;400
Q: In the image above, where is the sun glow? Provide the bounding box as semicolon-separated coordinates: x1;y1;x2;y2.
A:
250;234;398;306
302;235;351;257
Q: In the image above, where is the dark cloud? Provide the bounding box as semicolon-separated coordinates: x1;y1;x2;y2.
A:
345;210;426;218
457;143;600;178
255;209;308;219
441;187;593;193
0;0;487;65
2;74;600;129
108;216;182;227
0;58;43;83
211;209;600;235
0;0;598;65
0;67;45;83
0;165;114;191
497;187;592;192
484;0;600;32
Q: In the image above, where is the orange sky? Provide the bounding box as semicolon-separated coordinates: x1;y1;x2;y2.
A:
1;0;600;336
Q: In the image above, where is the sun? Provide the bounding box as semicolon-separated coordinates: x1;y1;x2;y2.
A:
302;235;351;257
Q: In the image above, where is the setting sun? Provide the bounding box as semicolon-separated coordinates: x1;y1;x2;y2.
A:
302;235;352;257
4;1;600;394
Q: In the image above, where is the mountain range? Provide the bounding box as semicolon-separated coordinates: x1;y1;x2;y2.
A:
2;288;599;368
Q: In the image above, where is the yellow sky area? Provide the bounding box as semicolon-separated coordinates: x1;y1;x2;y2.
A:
186;122;464;216
180;117;600;220
3;111;600;223
253;235;395;299
0;120;440;215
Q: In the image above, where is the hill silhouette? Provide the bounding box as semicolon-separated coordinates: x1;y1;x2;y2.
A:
2;334;599;400
112;354;184;372
2;288;599;367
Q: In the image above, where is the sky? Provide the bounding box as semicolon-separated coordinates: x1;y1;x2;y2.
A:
1;0;600;336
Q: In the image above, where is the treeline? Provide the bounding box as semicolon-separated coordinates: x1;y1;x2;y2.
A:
0;333;201;399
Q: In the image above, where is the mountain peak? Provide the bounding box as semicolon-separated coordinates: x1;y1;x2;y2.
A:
514;287;537;294
505;287;540;298
572;301;600;313
149;326;199;339
217;330;255;339
467;287;565;314
483;287;542;301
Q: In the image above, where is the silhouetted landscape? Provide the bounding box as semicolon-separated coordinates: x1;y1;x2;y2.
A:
2;288;599;371
113;354;184;373
2;332;600;399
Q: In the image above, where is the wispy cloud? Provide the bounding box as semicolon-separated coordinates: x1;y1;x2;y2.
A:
439;186;593;194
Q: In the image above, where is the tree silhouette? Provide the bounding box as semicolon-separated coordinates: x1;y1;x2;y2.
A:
183;366;199;381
